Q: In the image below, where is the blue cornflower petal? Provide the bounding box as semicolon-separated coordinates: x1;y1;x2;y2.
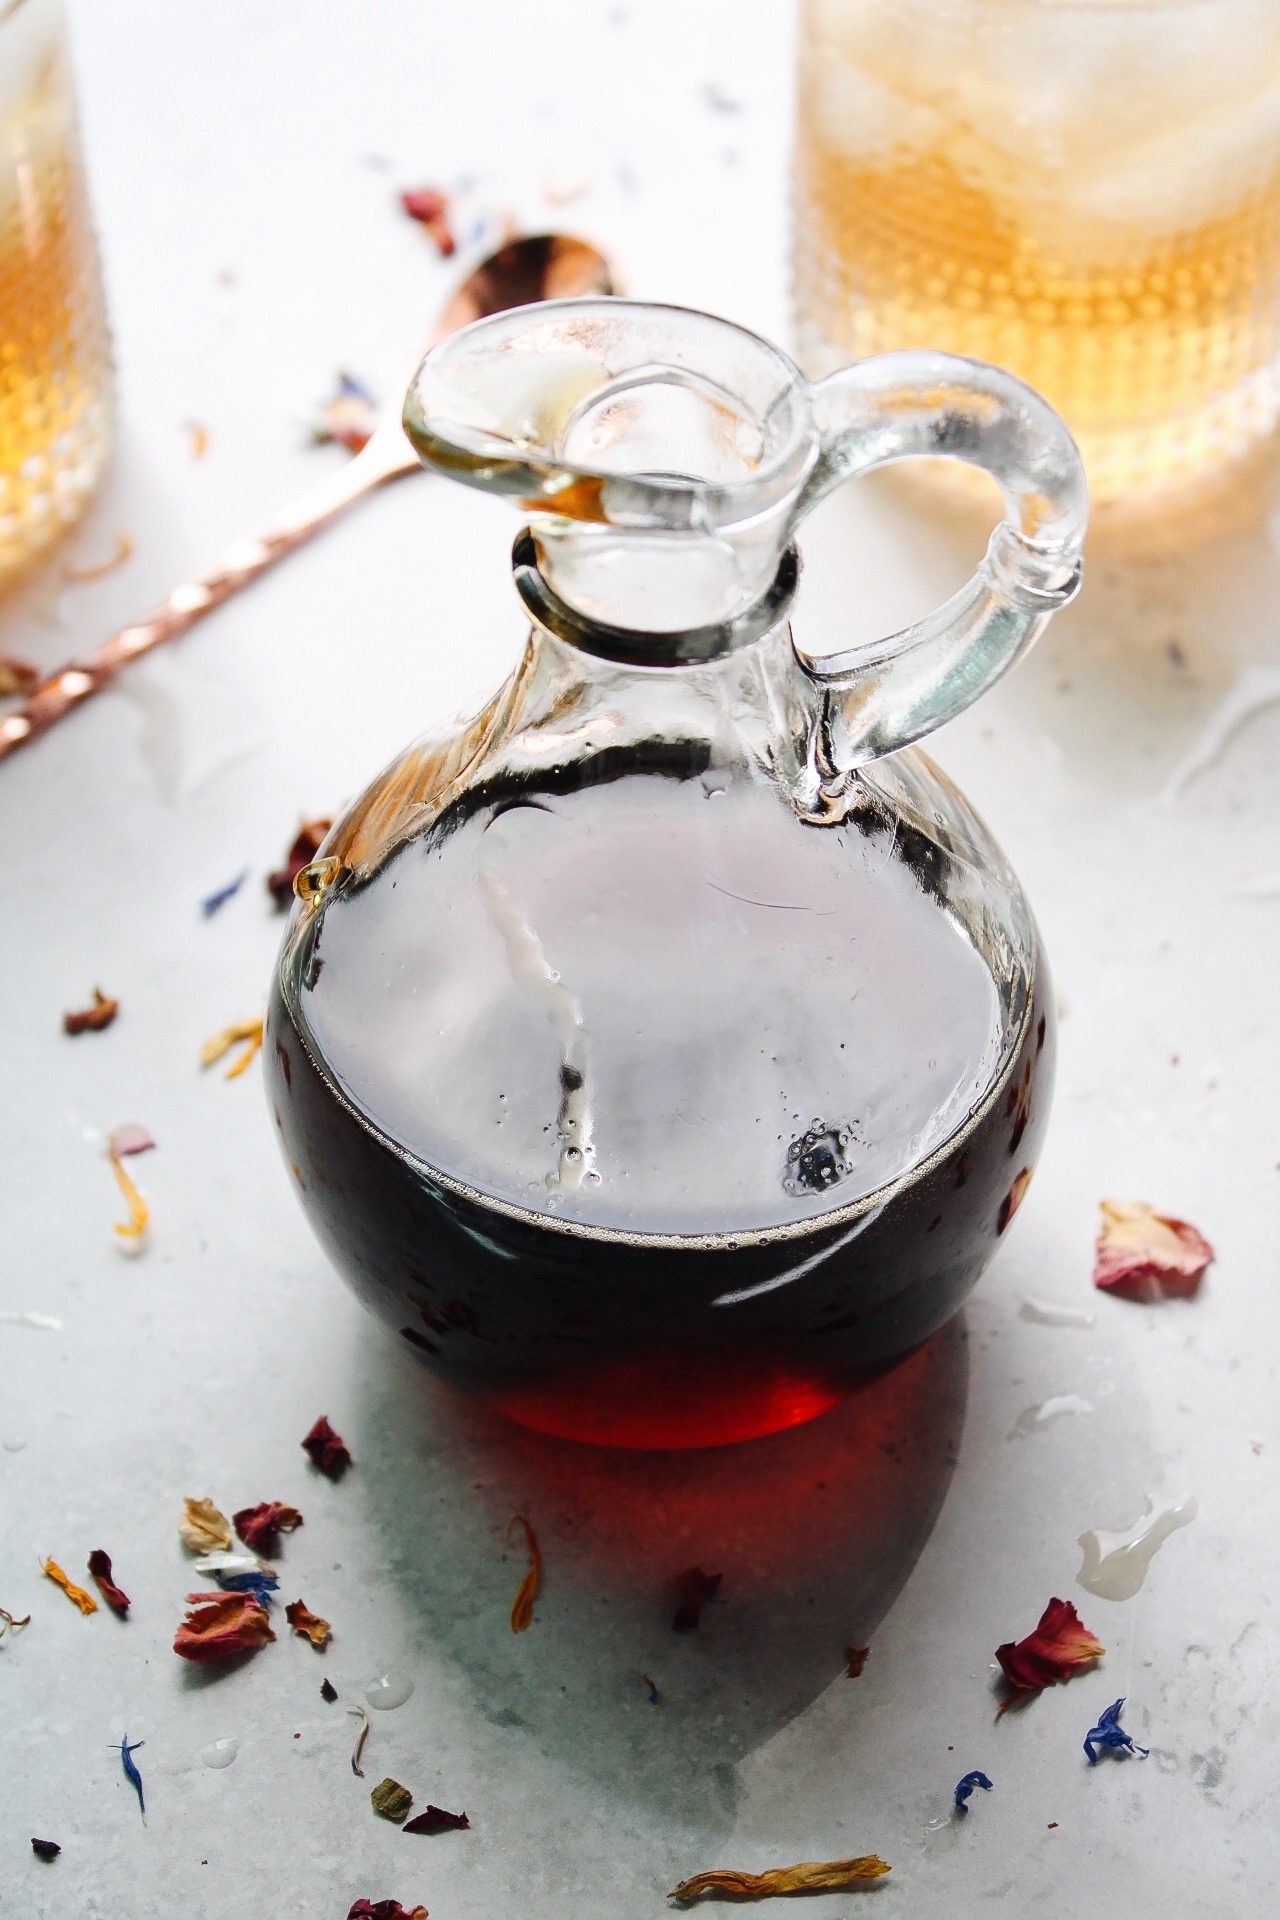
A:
954;1769;994;1812
1084;1697;1149;1764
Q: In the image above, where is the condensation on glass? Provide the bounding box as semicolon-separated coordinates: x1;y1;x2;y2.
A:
794;0;1280;500
265;299;1086;1449
0;0;112;586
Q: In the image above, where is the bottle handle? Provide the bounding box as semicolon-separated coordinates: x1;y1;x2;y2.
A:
788;352;1087;767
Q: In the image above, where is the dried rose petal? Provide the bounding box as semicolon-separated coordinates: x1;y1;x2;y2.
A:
31;1838;61;1861
347;1903;429;1920
399;185;456;255
63;988;118;1035
672;1567;721;1632
234;1501;303;1554
995;1596;1104;1703
173;1590;275;1662
403;1805;469;1835
87;1549;130;1614
845;1645;870;1678
302;1413;351;1478
285;1598;332;1650
268;819;333;908
106;1123;154;1159
179;1496;232;1554
1093;1200;1214;1303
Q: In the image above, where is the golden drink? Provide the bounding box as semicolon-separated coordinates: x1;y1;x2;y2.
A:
0;0;111;585
794;0;1280;499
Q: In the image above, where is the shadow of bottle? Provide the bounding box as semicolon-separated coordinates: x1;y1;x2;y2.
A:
344;1312;969;1828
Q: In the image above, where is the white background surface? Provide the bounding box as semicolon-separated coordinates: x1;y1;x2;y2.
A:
3;3;1279;1916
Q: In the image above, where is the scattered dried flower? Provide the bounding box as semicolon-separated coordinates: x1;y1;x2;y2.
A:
311;373;377;455
0;653;40;696
1093;1201;1214;1303
1083;1697;1148;1765
996;1597;1104;1709
285;1598;332;1649
173;1590;275;1662
400;186;456;255
845;1645;870;1678
998;1166;1033;1233
672;1567;721;1633
321;1676;338;1702
403;1805;469;1835
112;1734;146;1823
642;1672;659;1705
107;1123;154;1158
268;819;333;908
201;869;247;918
185;421;209;459
302;1413;351;1478
670;1855;892;1903
179;1496;233;1554
954;1770;993;1813
63;988;118;1035
371;1777;414;1822
347;1903;429;1920
63;529;133;583
108;1138;151;1242
195;1551;279;1607
87;1549;130;1614
349;1704;371;1776
42;1557;97;1615
31;1838;61;1860
508;1514;541;1632
200;1017;264;1080
0;1606;32;1637
234;1501;303;1554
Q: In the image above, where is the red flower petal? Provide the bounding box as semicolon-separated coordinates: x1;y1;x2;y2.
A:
302;1414;352;1478
347;1904;430;1920
1093;1200;1214;1303
173;1591;275;1663
996;1596;1104;1700
87;1549;130;1614
233;1501;303;1554
285;1598;332;1650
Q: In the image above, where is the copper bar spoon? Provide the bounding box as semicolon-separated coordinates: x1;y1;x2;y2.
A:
0;234;613;764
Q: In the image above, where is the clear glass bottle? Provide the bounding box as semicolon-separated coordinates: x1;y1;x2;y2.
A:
265;300;1086;1449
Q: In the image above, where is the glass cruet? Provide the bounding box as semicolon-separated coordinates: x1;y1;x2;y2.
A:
264;299;1086;1450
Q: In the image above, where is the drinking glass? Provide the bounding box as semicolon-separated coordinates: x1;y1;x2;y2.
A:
794;0;1280;499
0;0;111;586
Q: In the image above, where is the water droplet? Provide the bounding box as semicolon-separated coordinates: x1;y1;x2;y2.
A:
364;1670;415;1710
295;856;344;906
200;1737;240;1769
1009;1393;1094;1438
1019;1295;1096;1329
1077;1496;1197;1601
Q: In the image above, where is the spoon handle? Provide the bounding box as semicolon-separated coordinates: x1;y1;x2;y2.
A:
0;438;419;764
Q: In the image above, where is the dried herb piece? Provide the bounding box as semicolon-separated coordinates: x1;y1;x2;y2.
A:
321;1676;338;1702
43;1557;97;1614
200;1017;265;1080
670;1855;892;1903
348;1704;371;1776
64;529;133;582
31;1838;61;1860
180;1496;233;1554
1083;1697;1148;1764
63;988;118;1034
311;373;377;455
108;1146;150;1241
403;1804;469;1835
268;819;333;907
87;1549;130;1614
672;1567;721;1633
371;1777;414;1822
844;1645;870;1678
642;1672;660;1705
234;1501;303;1554
0;653;41;696
508;1514;541;1632
954;1769;993;1813
112;1734;146;1823
285;1598;332;1649
996;1597;1104;1709
0;1605;32;1637
400;185;457;255
347;1903;429;1920
302;1413;351;1478
173;1590;275;1662
201;869;247;917
185;421;209;459
1093;1200;1214;1303
107;1123;154;1158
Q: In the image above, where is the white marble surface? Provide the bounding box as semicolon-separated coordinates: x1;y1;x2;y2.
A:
4;3;1280;1915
